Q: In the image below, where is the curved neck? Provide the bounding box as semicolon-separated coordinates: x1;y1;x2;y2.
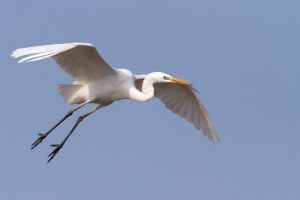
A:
130;75;155;102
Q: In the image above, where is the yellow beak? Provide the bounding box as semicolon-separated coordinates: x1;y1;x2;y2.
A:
170;77;192;86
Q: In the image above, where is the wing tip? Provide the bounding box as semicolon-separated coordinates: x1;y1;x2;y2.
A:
209;132;221;143
10;42;94;61
197;123;220;143
11;49;20;58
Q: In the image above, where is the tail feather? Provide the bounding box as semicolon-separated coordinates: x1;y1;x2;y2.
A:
58;84;84;104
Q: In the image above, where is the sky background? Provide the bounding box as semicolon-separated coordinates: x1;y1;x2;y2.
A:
0;0;299;199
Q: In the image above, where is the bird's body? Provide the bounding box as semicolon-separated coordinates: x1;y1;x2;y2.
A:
11;42;219;162
60;68;135;104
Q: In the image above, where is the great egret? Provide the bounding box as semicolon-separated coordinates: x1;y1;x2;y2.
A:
11;42;219;163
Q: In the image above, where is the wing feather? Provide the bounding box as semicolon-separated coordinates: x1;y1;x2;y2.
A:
154;82;219;142
11;42;116;82
134;75;219;142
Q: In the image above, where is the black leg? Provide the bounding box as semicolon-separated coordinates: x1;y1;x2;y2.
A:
47;103;109;163
31;102;88;150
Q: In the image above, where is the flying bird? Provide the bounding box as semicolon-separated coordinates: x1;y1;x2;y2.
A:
11;42;219;163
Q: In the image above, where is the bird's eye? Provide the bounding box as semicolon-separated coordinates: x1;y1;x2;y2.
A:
163;76;169;80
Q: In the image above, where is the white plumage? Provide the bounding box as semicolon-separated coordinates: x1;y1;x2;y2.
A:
11;42;219;162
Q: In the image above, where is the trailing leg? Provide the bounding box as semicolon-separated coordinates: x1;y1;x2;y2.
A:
31;102;88;150
47;103;111;163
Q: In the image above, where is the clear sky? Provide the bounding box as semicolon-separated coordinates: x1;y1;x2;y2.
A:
0;0;299;199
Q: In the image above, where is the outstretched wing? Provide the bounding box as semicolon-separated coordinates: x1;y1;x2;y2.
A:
135;76;219;142
11;42;116;82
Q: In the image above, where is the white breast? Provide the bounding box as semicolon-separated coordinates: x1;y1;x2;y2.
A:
85;68;135;103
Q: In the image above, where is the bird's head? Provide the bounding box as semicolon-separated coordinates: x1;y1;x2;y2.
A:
151;72;192;86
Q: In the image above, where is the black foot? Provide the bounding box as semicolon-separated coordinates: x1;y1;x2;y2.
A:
31;133;47;150
47;143;64;163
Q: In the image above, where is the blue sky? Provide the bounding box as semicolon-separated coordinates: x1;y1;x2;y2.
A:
0;0;299;199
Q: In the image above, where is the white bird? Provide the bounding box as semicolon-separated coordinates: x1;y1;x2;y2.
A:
11;42;219;162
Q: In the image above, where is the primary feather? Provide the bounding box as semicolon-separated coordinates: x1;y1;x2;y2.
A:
11;43;116;83
135;76;219;142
